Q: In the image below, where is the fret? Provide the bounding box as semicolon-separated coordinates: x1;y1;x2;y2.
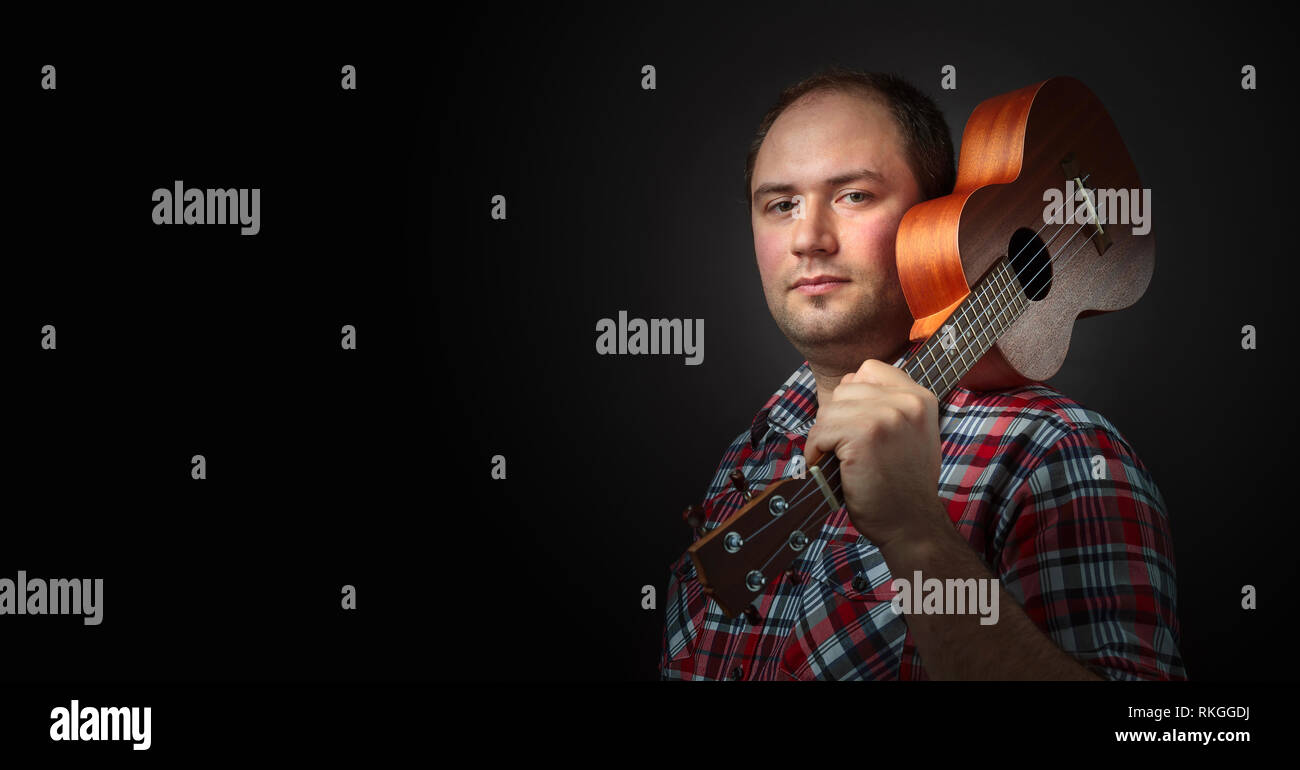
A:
1004;261;1028;319
994;265;1014;334
991;262;1011;331
918;344;939;392
919;340;944;391
908;345;927;390
962;279;989;359
996;262;1017;329
971;280;996;354
955;323;974;372
977;279;1001;356
1006;265;1028;321
933;352;956;396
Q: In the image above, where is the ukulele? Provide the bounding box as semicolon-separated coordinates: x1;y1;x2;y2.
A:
687;76;1154;619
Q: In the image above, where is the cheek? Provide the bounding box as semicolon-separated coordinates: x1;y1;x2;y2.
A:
752;227;787;282
842;215;902;271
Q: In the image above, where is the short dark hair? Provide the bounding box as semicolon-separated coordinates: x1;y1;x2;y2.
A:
744;67;956;206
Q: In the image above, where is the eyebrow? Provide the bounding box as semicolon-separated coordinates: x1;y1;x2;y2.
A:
751;168;886;204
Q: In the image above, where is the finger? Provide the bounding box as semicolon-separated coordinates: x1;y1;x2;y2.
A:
851;358;916;388
831;381;889;402
805;420;839;456
806;403;902;457
828;370;855;401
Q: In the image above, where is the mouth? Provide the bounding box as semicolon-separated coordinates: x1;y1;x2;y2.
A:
791;274;851;296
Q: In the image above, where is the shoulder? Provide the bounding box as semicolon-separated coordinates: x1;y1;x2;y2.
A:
952;384;1166;509
941;383;1159;491
946;383;1139;451
947;382;1115;432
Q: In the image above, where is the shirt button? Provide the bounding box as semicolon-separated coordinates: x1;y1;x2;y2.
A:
851;573;870;592
728;666;744;681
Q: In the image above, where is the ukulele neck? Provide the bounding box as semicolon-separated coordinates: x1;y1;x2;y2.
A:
895;256;1030;402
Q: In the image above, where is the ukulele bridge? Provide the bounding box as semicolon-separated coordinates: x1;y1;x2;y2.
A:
1061;152;1113;256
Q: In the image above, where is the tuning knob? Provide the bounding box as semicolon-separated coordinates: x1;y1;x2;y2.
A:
682;505;706;530
729;469;752;501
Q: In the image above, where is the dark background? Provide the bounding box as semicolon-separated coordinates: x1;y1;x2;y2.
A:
3;2;1294;684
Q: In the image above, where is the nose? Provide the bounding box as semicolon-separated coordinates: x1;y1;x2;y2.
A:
790;198;837;259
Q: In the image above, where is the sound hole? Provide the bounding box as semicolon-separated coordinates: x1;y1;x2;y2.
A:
1007;228;1052;301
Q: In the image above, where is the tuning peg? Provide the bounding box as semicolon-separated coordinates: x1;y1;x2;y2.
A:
742;604;762;625
729;469;753;501
682;505;705;529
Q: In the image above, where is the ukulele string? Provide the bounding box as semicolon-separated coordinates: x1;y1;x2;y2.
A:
750;223;1104;576
757;462;846;574
785;461;842;510
742;460;843;547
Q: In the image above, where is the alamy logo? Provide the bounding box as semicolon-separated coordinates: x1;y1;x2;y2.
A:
50;700;151;751
1042;180;1151;235
152;180;261;235
890;570;999;625
595;310;704;365
0;571;102;625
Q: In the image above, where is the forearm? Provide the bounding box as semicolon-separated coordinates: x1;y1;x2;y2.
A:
877;500;1103;681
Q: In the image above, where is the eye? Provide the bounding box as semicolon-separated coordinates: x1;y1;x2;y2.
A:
770;200;795;214
841;191;874;204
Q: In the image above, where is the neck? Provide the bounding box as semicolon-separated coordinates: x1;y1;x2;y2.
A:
807;365;857;407
805;324;912;405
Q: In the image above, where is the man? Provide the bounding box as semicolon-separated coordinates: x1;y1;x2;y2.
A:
659;68;1185;681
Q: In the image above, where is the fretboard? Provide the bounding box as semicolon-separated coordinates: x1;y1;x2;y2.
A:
895;256;1030;401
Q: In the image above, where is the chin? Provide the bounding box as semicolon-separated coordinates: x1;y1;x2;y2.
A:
784;320;864;350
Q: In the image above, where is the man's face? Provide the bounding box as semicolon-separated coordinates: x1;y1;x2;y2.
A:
750;91;925;365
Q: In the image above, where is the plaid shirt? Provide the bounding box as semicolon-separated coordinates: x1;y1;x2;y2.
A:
660;360;1185;681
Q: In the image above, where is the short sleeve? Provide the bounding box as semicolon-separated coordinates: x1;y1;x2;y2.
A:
997;425;1186;680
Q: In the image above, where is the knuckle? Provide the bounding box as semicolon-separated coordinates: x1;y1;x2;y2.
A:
863;412;899;440
902;392;927;416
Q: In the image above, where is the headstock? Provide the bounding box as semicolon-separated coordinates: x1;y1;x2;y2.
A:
685;452;842;619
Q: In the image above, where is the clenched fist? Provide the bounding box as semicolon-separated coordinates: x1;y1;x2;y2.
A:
806;359;948;550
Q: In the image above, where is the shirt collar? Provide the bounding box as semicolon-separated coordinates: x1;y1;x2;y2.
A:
748;343;953;449
750;361;819;447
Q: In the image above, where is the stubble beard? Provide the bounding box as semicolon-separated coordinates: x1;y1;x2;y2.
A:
769;283;910;373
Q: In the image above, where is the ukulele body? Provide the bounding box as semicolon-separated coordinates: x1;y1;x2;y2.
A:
895;76;1154;389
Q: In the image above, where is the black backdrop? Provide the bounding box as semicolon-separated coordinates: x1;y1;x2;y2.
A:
4;2;1294;686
